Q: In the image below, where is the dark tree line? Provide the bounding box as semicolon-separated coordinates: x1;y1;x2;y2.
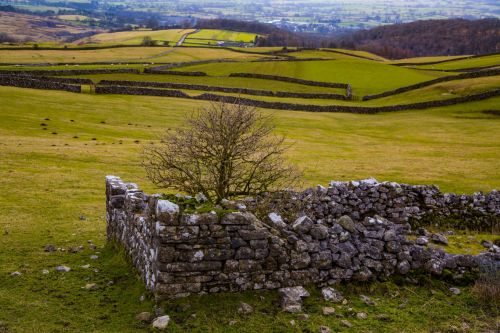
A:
341;18;500;59
255;18;500;59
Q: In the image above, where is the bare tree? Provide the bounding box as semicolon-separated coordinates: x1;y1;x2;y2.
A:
143;101;301;203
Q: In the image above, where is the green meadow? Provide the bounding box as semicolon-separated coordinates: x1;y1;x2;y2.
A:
0;86;499;332
0;40;499;332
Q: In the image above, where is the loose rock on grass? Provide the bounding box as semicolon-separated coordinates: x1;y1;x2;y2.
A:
237;302;253;315
136;312;152;323
151;315;170;330
321;287;344;303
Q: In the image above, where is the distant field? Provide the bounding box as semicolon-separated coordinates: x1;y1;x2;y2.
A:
0;47;168;63
186;29;258;43
0;47;271;64
174;59;451;96
326;48;387;61
75;29;194;46
56;15;91;21
416;54;500;70
389;55;471;64
0;11;102;42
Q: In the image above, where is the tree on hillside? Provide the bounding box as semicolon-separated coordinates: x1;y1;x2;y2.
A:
143;101;301;203
141;36;154;46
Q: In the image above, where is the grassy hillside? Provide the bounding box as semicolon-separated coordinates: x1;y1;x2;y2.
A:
0;43;498;332
0;86;499;332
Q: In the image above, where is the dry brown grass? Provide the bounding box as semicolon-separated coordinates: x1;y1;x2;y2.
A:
0;12;102;42
472;271;500;306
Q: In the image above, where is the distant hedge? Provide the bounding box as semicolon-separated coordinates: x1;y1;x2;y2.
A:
99;79;348;100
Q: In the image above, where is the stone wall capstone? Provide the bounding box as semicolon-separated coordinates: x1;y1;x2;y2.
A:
106;176;499;300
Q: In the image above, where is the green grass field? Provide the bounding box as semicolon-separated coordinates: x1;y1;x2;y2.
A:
187;29;258;42
0;86;499;332
416;54;500;71
173;59;452;96
0;43;499;332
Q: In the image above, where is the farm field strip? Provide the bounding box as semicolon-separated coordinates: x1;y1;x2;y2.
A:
74;29;195;46
186;29;258;43
0;47;272;65
171;59;452;96
413;54;500;71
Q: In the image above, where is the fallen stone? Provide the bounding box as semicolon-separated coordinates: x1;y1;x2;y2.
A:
289;319;296;326
152;315;170;330
81;264;90;269
340;319;353;328
490;245;500;253
44;244;57;252
356;312;368;319
136;312;152;323
376;314;392;321
55;265;71;272
228;320;237;326
90;255;99;260
10;271;21;277
359;294;376;306
318;326;332;333
268;212;286;229
416;236;429;246
42;269;49;275
292;216;313;234
321;287;344;303
85;283;98;290
337;215;356;233
449;287;461;295
417;227;430;236
278;286;310;313
322;307;335;315
430;233;448;245
237;302;253;315
310;224;329;240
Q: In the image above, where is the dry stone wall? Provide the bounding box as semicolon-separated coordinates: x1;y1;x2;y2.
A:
106;176;499;300
0;74;81;93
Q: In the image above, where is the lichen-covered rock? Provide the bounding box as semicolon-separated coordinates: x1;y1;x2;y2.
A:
321;287;344;303
292;216;313;234
152;315;170;330
430;233;449;245
337;215;356;233
278;286;310;313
